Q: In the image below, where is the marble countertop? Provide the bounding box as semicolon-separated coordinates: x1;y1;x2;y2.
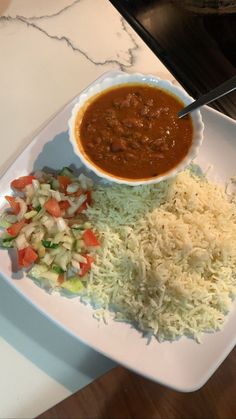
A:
0;1;173;417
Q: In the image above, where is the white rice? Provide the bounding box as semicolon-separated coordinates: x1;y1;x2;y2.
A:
84;168;236;341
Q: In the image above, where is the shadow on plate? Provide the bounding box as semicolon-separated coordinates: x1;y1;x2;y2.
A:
32;131;101;183
0;278;116;393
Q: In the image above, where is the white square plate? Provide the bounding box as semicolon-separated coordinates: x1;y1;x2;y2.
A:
1;71;236;392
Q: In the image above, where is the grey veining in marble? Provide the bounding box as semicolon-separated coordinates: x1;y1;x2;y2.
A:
0;0;139;69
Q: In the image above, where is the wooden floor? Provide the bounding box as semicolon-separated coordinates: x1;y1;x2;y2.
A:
39;346;236;419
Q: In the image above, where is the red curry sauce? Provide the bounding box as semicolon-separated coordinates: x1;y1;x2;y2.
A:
77;84;193;180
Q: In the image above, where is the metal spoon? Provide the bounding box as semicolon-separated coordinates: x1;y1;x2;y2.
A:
178;75;236;118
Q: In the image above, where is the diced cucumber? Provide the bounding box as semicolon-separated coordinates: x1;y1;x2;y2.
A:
61;277;84;293
5;214;18;224
24;210;38;219
50;178;59;190
32;197;40;209
74;239;83;252
33;208;45;221
78;239;84;248
71;231;81;242
2;240;14;248
84;222;92;229
39;188;51;197
38;246;46;258
3;236;14;242
0;236;14;248
41;184;51;191
30;264;58;283
1;232;14;240
0;216;11;228
59;167;74;179
39;196;47;207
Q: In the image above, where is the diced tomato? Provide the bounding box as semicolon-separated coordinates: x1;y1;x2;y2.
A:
57;175;72;193
58;273;65;284
7;219;25;236
86;191;92;205
18;249;26;267
44;198;61;217
82;229;100;247
73;189;83;197
79;255;95;277
18;247;38;268
75;201;87;215
5;196;20;215
59;200;70;211
11;175;36;190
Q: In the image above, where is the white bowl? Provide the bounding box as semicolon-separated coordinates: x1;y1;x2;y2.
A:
68;72;204;186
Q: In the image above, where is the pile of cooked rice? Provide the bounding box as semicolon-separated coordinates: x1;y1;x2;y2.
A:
84;168;236;341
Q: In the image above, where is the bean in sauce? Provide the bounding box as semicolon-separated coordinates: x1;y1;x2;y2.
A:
76;84;193;180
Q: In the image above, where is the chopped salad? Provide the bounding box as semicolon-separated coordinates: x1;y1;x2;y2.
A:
0;167;100;293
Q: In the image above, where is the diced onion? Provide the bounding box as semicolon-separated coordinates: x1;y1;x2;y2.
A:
56;217;68;232
66;182;80;194
21;223;36;239
72;253;87;263
51;190;62;201
16;197;27;220
78;173;93;190
15;233;28;249
67;195;87;216
32;179;40;190
71;259;81;271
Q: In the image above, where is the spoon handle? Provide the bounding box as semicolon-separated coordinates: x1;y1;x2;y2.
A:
178;75;236;118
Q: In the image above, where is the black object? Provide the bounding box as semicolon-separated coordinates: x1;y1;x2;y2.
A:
178;75;236;117
109;0;236;119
